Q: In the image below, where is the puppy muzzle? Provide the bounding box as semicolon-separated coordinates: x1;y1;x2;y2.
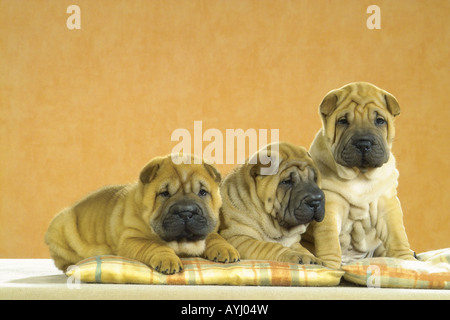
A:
161;200;213;241
294;189;325;224
338;133;389;169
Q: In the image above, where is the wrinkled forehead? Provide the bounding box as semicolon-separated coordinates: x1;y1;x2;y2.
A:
278;160;317;181
334;101;389;121
335;83;386;106
155;162;217;193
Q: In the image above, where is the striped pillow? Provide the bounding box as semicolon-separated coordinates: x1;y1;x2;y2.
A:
66;256;344;286
342;248;450;289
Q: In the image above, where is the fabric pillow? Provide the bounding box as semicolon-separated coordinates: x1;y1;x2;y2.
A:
342;248;450;289
66;255;344;286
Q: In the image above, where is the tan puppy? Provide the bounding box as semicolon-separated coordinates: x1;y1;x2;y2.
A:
219;142;325;264
45;154;239;274
304;82;415;269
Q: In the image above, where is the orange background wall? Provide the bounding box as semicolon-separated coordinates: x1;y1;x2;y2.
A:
1;0;449;258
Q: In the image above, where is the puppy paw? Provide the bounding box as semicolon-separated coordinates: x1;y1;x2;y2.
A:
204;242;240;263
149;253;183;275
321;259;341;270
392;253;417;261
298;255;322;265
279;250;322;265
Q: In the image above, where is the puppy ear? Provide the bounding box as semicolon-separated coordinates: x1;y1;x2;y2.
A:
203;163;221;183
385;93;401;117
249;163;261;178
139;157;163;184
248;147;280;178
319;93;338;120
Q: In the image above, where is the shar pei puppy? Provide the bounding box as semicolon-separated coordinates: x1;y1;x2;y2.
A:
219;142;325;264
303;82;416;269
45;154;239;274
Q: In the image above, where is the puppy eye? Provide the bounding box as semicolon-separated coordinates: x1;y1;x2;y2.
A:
198;189;209;197
280;179;293;187
159;191;171;198
337;117;349;126
375;117;386;126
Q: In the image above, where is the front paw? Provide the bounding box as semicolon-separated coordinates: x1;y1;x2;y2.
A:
298;255;323;265
279;250;322;265
391;251;417;261
320;258;341;269
149;253;183;275
204;242;240;263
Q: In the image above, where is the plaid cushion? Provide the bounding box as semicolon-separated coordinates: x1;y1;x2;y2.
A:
342;248;450;289
66;256;344;286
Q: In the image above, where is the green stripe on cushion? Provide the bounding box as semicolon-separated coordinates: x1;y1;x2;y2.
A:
95;256;102;283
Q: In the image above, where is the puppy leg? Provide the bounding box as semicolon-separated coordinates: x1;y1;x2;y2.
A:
118;232;183;274
203;233;240;263
47;242;83;271
45;210;92;271
289;243;322;265
379;195;416;260
309;192;348;269
226;235;304;263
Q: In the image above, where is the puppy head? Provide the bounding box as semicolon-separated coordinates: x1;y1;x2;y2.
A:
138;154;222;243
247;142;325;228
318;82;400;170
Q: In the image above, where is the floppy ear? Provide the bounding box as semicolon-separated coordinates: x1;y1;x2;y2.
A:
319;92;338;121
249;162;264;179
385;93;401;117
247;155;282;215
203;163;221;183
139;157;163;184
248;146;280;178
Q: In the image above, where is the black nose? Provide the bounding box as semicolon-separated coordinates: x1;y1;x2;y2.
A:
177;210;193;220
169;202;201;220
354;139;373;153
304;193;324;211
